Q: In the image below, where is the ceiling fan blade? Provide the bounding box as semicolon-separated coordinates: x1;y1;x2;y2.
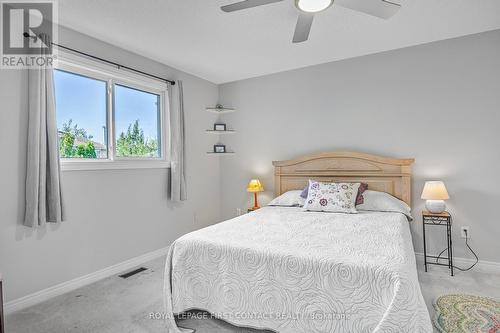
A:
221;0;284;12
335;0;401;19
292;13;314;43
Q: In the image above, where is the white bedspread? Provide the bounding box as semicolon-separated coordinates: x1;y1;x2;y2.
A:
164;207;432;332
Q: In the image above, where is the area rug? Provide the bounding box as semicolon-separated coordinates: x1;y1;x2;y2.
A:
434;294;500;333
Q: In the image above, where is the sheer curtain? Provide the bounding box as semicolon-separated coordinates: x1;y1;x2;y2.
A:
24;34;64;227
168;80;187;202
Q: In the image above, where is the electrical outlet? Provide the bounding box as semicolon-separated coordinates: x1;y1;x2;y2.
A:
236;208;242;216
461;226;470;239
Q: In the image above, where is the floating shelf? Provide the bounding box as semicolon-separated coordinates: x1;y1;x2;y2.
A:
206;130;236;134
206;152;235;155
206;105;236;155
206;107;236;114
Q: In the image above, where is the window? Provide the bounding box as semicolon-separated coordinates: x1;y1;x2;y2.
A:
55;70;108;159
54;51;169;170
114;84;161;158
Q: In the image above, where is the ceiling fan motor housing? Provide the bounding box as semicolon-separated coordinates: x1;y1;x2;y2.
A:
294;0;334;13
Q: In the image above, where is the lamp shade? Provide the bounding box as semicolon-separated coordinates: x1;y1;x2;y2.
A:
247;179;264;193
421;181;449;200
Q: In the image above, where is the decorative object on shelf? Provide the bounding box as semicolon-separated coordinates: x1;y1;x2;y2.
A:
422;211;453;276
247;179;264;211
213;144;226;153
421;181;449;213
214;123;226;131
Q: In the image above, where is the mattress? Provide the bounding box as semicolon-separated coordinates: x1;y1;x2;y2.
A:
164;206;432;332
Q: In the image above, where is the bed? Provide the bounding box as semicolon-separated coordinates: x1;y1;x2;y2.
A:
164;152;432;333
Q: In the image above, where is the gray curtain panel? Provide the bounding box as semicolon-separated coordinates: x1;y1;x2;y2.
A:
24;34;64;227
168;80;187;202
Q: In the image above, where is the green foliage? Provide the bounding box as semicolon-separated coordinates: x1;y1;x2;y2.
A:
61;119;92;140
75;142;97;158
59;131;75;158
59;119;156;159
59;119;97;158
116;119;158;157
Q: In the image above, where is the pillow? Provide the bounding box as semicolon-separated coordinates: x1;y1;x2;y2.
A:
302;180;360;213
301;181;368;205
356;190;413;220
268;190;305;207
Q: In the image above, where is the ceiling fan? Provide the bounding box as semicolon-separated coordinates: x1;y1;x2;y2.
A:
221;0;402;43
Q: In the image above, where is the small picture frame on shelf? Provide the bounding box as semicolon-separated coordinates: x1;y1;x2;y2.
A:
214;123;226;131
214;144;226;153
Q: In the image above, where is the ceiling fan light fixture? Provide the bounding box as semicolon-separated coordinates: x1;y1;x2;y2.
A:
295;0;333;13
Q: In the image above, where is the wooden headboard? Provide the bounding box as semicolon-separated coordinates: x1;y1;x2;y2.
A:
272;152;414;205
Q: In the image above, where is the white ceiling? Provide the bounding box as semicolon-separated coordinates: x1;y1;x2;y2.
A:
58;0;500;84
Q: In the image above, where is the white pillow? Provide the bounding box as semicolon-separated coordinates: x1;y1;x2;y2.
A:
302;180;360;214
356;190;413;220
268;190;305;207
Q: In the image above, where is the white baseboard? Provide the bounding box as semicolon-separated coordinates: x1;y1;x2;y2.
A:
415;252;500;274
4;246;170;315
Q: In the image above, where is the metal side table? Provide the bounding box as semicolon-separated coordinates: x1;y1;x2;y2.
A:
422;211;453;276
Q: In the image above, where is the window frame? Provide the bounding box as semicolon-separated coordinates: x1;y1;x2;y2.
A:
55;50;170;171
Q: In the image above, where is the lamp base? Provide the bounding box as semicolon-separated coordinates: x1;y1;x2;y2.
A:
252;192;259;210
426;200;446;214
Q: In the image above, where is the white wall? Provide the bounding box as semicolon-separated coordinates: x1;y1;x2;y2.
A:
0;26;221;302
219;30;500;263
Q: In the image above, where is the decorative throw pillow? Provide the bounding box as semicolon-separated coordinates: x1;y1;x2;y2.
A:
301;181;368;205
357;190;413;220
303;180;361;213
268;190;305;207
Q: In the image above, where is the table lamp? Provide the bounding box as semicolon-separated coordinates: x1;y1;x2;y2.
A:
247;179;264;211
421;181;449;213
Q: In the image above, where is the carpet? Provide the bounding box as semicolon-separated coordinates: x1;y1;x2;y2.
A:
434;294;500;333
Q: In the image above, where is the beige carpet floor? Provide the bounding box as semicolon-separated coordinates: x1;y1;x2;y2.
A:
6;256;500;333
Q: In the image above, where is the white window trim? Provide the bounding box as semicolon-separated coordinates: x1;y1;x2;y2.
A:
54;50;171;171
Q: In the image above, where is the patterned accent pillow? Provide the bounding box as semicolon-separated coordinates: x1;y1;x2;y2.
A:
356;182;368;205
303;180;361;213
300;181;368;205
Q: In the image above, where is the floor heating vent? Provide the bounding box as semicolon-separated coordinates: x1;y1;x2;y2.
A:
119;267;148;278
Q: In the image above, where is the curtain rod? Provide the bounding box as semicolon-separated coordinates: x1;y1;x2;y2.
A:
23;32;175;85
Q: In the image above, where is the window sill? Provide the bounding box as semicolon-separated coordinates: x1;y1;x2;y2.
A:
61;160;171;171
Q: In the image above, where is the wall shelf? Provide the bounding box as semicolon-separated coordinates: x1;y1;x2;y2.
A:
206;104;236;155
206;152;235;155
206;130;236;134
206;107;236;114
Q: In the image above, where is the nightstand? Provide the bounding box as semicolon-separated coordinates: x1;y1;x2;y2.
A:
422;211;453;276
